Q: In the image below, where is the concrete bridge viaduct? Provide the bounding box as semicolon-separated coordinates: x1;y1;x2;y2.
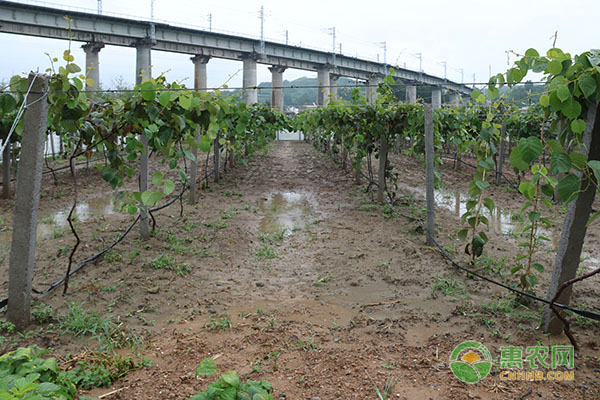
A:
0;1;473;109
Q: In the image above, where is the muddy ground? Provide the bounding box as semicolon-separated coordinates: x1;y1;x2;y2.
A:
0;140;599;399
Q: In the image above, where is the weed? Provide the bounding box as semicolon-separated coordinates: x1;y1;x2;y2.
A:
295;337;320;352
206;220;228;230
475;255;508;275
205;315;232;331
191;358;272;399
59;303;118;351
143;254;191;275
256;307;268;316
313;273;333;286
103;250;123;263
31;303;54;324
64;352;143;390
0;321;16;334
366;371;398;400
359;203;381;212
382;361;396;370
431;275;466;298
254;242;278;260
259;228;287;244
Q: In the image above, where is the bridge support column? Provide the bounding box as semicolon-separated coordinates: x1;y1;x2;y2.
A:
269;65;286;111
192;55;210;91
367;76;383;104
432;88;442;109
448;93;459;106
242;54;259;105
317;66;331;107
135;38;154;84
406;85;417;104
135;38;154;239
330;74;340;99
82;42;104;91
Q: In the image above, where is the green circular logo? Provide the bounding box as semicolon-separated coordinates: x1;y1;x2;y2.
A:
449;341;493;384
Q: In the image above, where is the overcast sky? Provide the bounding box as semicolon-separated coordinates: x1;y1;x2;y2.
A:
1;0;599;90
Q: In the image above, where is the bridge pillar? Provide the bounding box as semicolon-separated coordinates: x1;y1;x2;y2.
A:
82;42;104;91
317;66;331;107
269;65;286;111
406;85;417;104
191;55;210;91
432;88;442;109
367;76;383;104
242;54;259;105
448;93;460;106
330;74;340;99
135;38;154;84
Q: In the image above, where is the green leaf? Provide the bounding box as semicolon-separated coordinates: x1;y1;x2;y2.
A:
571;119;586;134
127;204;137;215
221;372;241;388
541;184;555;198
65;63;81;73
518;137;543;163
483;197;495;213
479;231;488;244
196;358;217;377
163;179;175;195
547;59;563;75
569;152;588;171
556;85;571;102
141;190;153;205
475;180;490;191
470;89;481;101
550;152;571;174
518;182;534;200
539;94;550;106
199;135;212;152
152;172;163;186
557;174;580;203
510;147;529;171
528;211;540;222
140;81;156;101
471;235;485;257
578;74;597;98
562;98;582;119
179;94;192;110
532;263;545;273
588;160;600;181
525;48;539;57
158;91;171;107
546;139;564;153
477;157;495;171
457;228;468;241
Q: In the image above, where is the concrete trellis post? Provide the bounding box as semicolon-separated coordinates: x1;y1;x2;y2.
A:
424;104;435;246
495;122;506;186
7;73;48;330
2;142;10;198
542;101;600;334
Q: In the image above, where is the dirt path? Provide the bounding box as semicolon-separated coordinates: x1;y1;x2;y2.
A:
1;141;599;399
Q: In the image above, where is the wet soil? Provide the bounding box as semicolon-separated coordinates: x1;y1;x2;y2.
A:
0;141;599;399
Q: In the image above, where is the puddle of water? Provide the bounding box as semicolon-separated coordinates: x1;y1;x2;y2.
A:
405;185;554;238
259;191;312;234
581;254;600;272
0;194;117;243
